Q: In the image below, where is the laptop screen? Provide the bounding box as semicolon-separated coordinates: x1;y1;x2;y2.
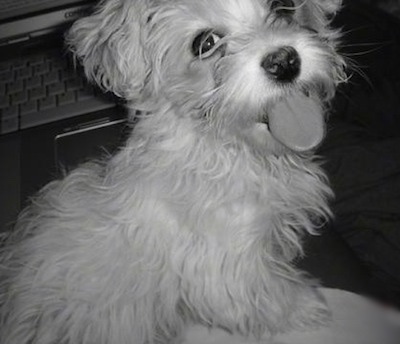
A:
0;0;96;43
0;0;95;22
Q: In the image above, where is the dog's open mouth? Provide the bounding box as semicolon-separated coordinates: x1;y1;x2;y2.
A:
261;113;270;128
261;91;325;152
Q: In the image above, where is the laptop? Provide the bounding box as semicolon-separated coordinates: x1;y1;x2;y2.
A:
0;0;129;231
0;0;125;134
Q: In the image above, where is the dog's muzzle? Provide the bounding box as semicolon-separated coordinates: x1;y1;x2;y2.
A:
259;47;328;152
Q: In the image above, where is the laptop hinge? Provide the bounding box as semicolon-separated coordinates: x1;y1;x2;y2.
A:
0;4;92;46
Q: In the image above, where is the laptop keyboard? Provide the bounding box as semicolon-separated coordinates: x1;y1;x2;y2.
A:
0;52;116;134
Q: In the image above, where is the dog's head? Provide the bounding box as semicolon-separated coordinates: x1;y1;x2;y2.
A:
67;0;345;154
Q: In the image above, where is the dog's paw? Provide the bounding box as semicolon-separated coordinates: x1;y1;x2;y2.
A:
288;287;332;331
181;325;262;344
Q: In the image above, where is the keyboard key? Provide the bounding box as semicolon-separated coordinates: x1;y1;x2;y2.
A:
21;97;115;129
0;83;5;96
0;95;10;108
11;90;28;105
77;87;95;101
52;59;68;70
1;105;18;118
66;78;83;91
26;75;42;89
7;80;23;94
43;70;60;85
16;67;32;79
45;52;61;63
0;62;11;73
33;62;50;76
48;82;65;96
0;70;13;83
29;55;44;66
13;59;27;69
57;91;76;106
60;69;77;81
20;100;38;115
0;114;18;134
39;95;56;110
30;86;46;100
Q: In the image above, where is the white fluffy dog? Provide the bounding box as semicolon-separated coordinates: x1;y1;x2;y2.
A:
0;0;346;343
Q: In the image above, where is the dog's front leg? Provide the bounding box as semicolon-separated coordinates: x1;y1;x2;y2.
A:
179;286;332;344
287;283;332;330
180;325;264;344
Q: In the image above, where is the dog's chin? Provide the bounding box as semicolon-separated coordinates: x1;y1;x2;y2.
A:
256;90;326;154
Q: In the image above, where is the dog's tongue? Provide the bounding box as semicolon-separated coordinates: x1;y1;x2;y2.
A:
268;94;325;152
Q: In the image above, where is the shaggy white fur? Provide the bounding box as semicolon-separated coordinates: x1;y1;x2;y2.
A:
0;0;346;343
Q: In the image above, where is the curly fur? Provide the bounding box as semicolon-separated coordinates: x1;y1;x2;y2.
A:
0;0;345;343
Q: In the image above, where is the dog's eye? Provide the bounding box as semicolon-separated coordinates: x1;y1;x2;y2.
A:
270;0;295;16
192;30;222;57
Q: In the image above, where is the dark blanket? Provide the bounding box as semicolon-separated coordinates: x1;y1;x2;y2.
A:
318;1;400;305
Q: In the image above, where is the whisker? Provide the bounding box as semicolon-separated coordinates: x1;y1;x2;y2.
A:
343;58;374;89
340;45;387;56
339;41;390;48
337;25;376;36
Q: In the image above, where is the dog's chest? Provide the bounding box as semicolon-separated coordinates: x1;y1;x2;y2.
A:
183;168;275;244
209;198;270;244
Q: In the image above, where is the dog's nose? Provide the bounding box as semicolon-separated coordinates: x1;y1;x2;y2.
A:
261;46;301;83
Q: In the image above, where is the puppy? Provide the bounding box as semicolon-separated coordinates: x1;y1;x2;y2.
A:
0;0;345;343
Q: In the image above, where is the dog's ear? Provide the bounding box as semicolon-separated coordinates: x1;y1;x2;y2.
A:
317;0;342;17
301;0;342;33
66;0;151;100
